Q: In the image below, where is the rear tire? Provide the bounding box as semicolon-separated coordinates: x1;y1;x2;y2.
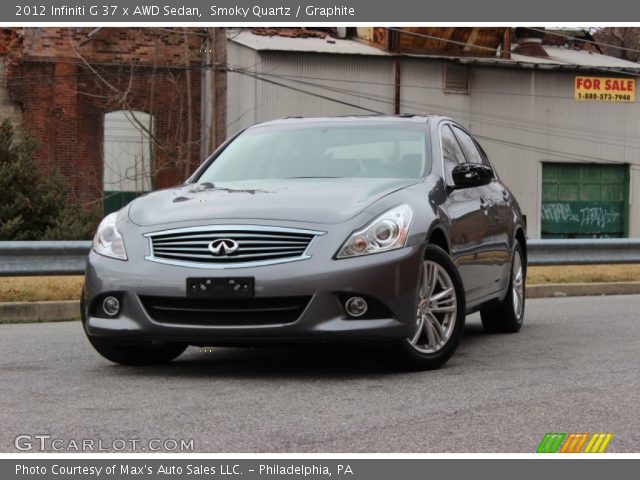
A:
394;244;466;370
480;243;526;333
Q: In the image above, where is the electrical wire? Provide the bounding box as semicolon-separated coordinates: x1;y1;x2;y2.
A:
228;67;639;164
4;58;638;151
528;27;640;57
228;65;640;150
385;27;640;80
3;30;640;161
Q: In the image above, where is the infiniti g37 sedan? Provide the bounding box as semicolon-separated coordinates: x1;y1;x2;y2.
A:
82;115;527;370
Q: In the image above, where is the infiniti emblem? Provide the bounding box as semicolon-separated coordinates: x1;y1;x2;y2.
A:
208;238;240;256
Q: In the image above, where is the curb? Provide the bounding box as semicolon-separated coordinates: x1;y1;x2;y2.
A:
0;300;80;324
1;283;640;324
526;281;640;299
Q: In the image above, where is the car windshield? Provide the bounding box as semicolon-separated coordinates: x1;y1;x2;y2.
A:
197;122;430;182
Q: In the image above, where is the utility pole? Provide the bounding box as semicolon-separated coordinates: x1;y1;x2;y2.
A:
210;27;227;153
201;28;227;159
200;31;212;161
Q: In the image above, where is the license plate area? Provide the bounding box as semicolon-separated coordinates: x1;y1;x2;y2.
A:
187;277;254;299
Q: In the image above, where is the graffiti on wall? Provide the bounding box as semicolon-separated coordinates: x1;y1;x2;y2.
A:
541;201;623;237
541;203;621;229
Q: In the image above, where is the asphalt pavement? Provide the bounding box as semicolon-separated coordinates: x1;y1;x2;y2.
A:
1;295;639;453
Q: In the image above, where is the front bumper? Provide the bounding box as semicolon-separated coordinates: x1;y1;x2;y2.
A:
83;244;424;345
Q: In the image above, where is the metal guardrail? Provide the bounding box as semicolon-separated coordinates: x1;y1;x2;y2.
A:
527;239;640;266
0;239;639;276
0;241;91;276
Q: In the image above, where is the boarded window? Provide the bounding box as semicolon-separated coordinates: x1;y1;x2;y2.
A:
443;63;469;94
103;110;153;215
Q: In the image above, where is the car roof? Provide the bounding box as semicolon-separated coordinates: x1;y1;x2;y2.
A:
252;114;452;128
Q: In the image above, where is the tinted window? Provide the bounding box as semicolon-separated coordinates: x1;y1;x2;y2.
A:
198;123;430;182
452;126;485;165
440;125;465;181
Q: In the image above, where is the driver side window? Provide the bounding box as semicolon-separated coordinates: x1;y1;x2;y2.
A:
452;126;489;167
440;125;466;183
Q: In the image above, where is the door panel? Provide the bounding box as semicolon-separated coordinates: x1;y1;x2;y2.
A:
450;126;505;297
444;188;494;301
481;181;513;291
439;124;495;301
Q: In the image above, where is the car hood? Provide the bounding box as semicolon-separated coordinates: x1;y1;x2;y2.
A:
127;178;420;226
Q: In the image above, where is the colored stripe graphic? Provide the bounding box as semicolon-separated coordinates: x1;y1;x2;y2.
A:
537;433;613;453
560;433;589;453
584;433;613;453
537;433;566;453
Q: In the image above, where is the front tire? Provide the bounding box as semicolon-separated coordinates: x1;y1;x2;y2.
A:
394;244;466;370
480;243;526;333
86;337;187;366
81;289;187;366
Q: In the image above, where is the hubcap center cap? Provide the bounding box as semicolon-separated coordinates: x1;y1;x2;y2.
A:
419;299;431;313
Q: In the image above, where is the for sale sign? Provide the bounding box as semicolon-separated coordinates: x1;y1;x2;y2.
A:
575;76;635;102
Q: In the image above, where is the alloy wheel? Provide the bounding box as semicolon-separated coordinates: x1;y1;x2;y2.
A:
407;260;458;354
512;250;525;320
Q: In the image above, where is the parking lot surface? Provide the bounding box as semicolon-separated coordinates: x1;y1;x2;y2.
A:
1;295;638;452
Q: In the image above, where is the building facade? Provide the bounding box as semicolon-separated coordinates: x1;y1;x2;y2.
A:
0;27;204;213
226;28;640;239
2;27;638;238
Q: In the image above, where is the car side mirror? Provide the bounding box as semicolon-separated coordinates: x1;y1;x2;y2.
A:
451;164;494;188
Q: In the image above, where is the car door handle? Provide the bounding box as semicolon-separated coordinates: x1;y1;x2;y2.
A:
501;189;509;200
480;198;490;209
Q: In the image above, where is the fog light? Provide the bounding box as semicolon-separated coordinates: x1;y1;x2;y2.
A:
102;296;121;317
345;296;368;317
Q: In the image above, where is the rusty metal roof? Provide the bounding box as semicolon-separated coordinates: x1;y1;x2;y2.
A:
230;30;640;72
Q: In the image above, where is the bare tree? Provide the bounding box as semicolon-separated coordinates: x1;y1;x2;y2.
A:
72;28;204;190
593;28;640;62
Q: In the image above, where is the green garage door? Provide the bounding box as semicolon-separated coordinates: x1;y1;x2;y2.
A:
541;163;629;238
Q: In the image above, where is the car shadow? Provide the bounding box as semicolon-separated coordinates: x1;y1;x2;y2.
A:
105;320;492;380
117;343;401;379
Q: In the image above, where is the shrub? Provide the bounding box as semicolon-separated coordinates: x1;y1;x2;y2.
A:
0;119;98;240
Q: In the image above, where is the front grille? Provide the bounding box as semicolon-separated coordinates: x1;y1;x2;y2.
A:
140;295;311;326
145;225;322;267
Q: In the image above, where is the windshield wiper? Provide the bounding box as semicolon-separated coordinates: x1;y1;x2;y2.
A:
286;176;341;179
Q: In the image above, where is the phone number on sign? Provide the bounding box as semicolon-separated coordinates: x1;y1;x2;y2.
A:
576;92;633;101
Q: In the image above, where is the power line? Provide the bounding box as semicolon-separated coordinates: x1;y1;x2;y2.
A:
385;27;640;80
252;73;637;163
0;58;585;101
386;27;500;54
3;33;640;160
231;67;382;114
2;56;638;148
529;27;640;57
18;59;632;147
474;135;624;164
231;65;640;150
230;67;637;165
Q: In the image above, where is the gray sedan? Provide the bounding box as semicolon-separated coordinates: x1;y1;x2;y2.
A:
82;115;527;370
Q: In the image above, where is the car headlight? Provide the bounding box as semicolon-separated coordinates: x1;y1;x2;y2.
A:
336;205;413;258
92;212;127;260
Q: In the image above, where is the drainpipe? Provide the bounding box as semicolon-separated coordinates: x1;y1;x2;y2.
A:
394;58;401;114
